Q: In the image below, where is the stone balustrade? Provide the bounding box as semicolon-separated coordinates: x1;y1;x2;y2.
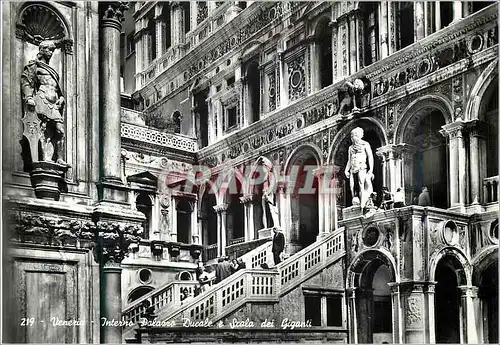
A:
483;175;499;203
121;122;198;153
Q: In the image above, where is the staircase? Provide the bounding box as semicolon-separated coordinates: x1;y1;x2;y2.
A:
123;227;345;339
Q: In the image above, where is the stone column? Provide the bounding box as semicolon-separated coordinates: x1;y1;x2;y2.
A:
214;204;228;256
388;2;398;54
467;121;486;205
134;30;145;88
240;194;255;241
414;1;426;41
154;4;165;55
346;288;358;343
170;198;178;242
435;1;441;31
95;221;142;344
171;2;185;46
313;168;326;237
453;1;463;22
388;283;403;344
191;200;200;244
379;1;389;59
348;12;358;74
458;285;480;344
100;2;129;203
424;282;437;343
441;121;466;208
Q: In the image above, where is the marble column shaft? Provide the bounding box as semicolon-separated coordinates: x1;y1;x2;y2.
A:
101;265;122;343
457;129;467;205
214;204;228;256
458;285;480;343
435;1;441;31
379;1;389;59
453;1;463;22
101;12;125;181
414;1;426;41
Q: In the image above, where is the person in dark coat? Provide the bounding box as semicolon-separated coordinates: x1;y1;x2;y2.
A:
237;258;246;270
271;227;285;265
418;186;431;206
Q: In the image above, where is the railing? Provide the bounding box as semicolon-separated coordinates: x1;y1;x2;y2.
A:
121;123;198;152
228;237;245;245
204;243;218;261
277;228;345;295
483;176;499;203
122;280;198;326
156;269;278;323
159;228;345;324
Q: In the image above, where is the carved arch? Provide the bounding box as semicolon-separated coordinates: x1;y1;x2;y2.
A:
239;40;263;64
242;156;277;196
464;60;498;121
346;248;398;288
327;117;387;164
284;143;323;174
471;245;498;286
394;94;453;144
218;166;245;205
429;246;471;285
16;2;72;49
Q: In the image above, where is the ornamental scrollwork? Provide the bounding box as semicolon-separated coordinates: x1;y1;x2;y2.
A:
94;221;143;266
406;296;422;326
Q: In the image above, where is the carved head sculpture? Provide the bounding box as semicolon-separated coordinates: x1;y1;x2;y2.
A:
353;78;365;91
350;127;364;144
37;40;57;62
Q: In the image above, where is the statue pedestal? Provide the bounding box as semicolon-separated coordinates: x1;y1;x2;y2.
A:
29;161;69;201
342;205;363;220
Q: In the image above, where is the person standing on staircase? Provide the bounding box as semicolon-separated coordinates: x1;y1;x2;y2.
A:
272;227;285;265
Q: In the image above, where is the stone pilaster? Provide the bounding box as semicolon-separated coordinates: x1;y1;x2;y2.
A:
458;285;480;343
171;2;185;47
213;203;228;256
414;1;426;41
277;50;288;109
99;2;129;203
154;4;165;55
346;288;358;343
397;281;436;344
348;11;358;74
434;1;441;31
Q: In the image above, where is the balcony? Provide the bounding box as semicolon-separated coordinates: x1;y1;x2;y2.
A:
120;108;198;154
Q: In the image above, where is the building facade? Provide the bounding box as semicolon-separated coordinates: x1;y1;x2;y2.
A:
2;1;498;344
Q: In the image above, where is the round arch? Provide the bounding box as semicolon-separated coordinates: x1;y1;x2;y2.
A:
472;245;498;286
239;39;263;63
313;15;332;36
284;143;323;174
328;117;387;164
218;167;245;205
429;247;471;285
465;60;498;121
394;94;453;144
127;285;155;304
242;156;277;196
346;248;398;289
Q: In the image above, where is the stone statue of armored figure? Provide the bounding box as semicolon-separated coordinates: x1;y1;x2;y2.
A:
21;40;69;167
345;127;374;209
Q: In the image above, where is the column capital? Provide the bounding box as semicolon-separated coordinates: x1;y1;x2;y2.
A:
458;285;479;297
101;2;129;30
94;221;143;266
440;120;466;139
240;194;256;204
465;119;488;138
213;203;229;213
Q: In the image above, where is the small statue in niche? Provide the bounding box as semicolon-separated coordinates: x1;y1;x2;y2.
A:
345;127;374;209
21;40;68;166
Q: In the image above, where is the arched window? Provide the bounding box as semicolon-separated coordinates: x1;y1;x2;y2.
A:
315;18;333;88
246;60;260;123
161;5;171;53
146;13;156;61
172;111;182;134
136;193;152;240
176;199;193;244
363;2;379;66
398;2;414;49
